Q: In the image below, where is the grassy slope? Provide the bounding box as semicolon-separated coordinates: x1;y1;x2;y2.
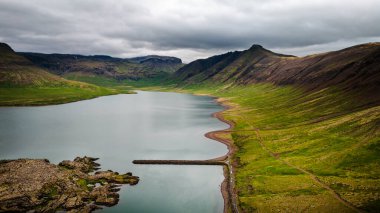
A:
0;44;127;106
129;80;379;212
0;87;120;106
64;72;127;87
217;86;379;212
0;67;124;106
64;72;173;90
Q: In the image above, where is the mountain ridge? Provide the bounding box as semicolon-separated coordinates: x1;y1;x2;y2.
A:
128;55;182;64
19;52;184;80
175;42;380;103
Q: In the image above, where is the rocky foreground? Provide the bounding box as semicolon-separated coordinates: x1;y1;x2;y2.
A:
0;156;139;212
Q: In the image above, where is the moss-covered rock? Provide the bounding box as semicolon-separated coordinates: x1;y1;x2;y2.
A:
0;157;139;212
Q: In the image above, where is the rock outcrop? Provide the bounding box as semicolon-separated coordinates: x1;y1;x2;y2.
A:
0;156;139;212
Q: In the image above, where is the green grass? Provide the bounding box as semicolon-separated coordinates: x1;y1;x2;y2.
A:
0;69;132;106
76;178;89;190
127;81;380;212
64;72;175;90
64;72;179;91
0;86;124;106
64;72;128;87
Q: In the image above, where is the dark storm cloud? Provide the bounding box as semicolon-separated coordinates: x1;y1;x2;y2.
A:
0;0;379;62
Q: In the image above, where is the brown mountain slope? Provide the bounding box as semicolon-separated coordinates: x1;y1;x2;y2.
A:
241;43;380;92
175;43;380;103
174;44;294;82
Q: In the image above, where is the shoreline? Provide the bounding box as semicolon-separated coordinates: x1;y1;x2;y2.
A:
0;91;134;107
204;97;240;213
0;87;135;107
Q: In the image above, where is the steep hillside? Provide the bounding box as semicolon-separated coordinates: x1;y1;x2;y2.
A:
0;43;121;105
175;44;294;82
176;43;380;103
20;52;184;81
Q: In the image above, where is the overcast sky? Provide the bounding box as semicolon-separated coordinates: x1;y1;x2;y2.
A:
0;0;379;62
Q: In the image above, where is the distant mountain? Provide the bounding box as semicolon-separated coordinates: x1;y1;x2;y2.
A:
20;52;184;80
128;55;182;64
175;43;380;102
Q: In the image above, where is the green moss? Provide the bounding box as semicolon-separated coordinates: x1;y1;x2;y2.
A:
76;179;89;190
41;185;59;199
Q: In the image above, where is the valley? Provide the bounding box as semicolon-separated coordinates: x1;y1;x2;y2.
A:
0;42;379;212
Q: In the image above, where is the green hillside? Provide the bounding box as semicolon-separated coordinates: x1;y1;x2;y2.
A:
0;43;123;106
175;83;379;212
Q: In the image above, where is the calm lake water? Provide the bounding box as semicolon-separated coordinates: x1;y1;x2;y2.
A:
0;91;228;212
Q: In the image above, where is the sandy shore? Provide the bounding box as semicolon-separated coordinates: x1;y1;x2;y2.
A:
204;97;240;213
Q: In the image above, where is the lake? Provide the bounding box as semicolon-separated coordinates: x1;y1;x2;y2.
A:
0;91;228;212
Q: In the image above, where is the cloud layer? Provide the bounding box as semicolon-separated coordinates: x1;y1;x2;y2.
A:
1;0;380;62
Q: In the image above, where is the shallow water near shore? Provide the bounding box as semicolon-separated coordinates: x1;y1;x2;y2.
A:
0;91;228;212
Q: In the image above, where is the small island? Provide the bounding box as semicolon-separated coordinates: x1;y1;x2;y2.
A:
0;156;139;212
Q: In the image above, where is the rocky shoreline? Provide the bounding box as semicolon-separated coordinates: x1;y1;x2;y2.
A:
0;156;139;212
